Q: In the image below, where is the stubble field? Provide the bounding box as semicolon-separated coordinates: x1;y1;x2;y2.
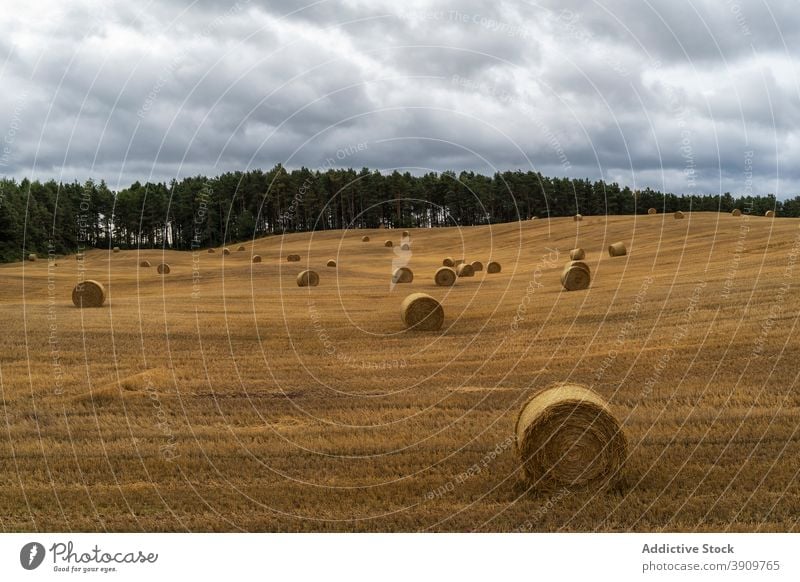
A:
1;211;799;532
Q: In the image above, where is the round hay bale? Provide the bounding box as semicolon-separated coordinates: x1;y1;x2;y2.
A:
530;216;538;220
561;264;591;291
384;240;393;247
731;208;742;217
442;257;455;268
608;242;627;257
434;267;457;287
765;210;776;218
392;267;414;284
574;214;583;221
400;293;444;331
223;248;231;255
516;384;627;491
471;261;483;272
252;255;262;263
569;248;585;261
139;260;151;268
456;263;475;277
76;253;84;261
674;210;685;219
208;248;216;254
647;208;657;215
326;259;337;268
27;253;37;262
287;254;301;262
112;247;120;253
402;230;410;237
72;280;106;308
157;263;171;275
486;261;501;274
401;243;411;251
361;236;370;242
237;245;246;251
296;270;319;287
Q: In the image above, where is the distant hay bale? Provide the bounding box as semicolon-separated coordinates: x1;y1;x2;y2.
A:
287;254;301;262
362;236;370;242
296;270;319;287
223;248;231;255
139;260;151;268
157;263;171;275
392;267;414;284
72;280;106;308
434;267;457;286
76;253;84;261
516;384;627;492
237;245;245;251
569;248;585;260
456;263;475;277
401;243;411;251
648;208;657;215
471;261;483;272
402;230;410;237
674;210;685;219
530;216;538;220
765;210;776;218
608;242;627;257
561;262;591;291
400;293;444;331
442;257;455;267
454;259;466;266
384;240;393;247
574;214;583;221
731;208;742;217
252;255;262;263
486;261;501;274
27;253;37;262
326;259;337;268
112;247;120;253
208;248;216;253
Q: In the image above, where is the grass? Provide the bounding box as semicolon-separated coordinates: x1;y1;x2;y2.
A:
0;212;799;532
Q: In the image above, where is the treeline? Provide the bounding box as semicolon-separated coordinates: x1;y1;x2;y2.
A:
0;164;796;262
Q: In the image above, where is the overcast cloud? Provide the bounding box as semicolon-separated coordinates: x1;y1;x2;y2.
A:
1;0;799;197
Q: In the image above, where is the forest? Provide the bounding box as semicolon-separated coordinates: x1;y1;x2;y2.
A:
0;164;794;262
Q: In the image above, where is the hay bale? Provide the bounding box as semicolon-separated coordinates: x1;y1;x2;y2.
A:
401;243;411;251
208;248;216;253
574;214;583;221
392;267;414;284
326;259;337;268
252;255;262;263
516;384;627;491
608;242;627;257
561;262;591;291
442;257;455;267
76;253;84;261
486;261;501;274
223;248;231;255
471;261;483;272
296;270;319;287
27;253;37;262
765;210;776;218
456;263;474;277
569;248;585;261
72;280;106;308
362;236;370;242
731;208;742;217
287;254;301;262
648;208;657;215
402;230;410;237
384;240;393;247
400;293;444;331
157;263;171;274
674;210;685;219
139;260;151;268
434;267;457;286
237;245;246;251
112;247;120;253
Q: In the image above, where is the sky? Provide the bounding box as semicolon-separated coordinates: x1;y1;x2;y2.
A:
0;0;799;197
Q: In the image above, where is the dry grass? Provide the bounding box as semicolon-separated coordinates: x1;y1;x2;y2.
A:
1;213;799;532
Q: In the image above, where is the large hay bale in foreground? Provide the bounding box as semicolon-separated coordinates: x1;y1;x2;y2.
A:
486;261;501;274
297;270;319;287
648;208;657;215
392;267;413;284
569;248;585;261
384;240;393;247
361;236;370;242
139;260;151;268
27;253;37;262
400;293;444;331
456;263;474;277
574;214;583;221
287;254;301;262
516;384;627;491
223;248;231;255
442;257;455;267
674;210;685;219
731;208;742;217
608;242;627;257
561;262;591;291
252;255;262;263
112;247;120;253
157;263;171;274
471;261;483;272
434;267;457;286
765;210;776;218
326;259;337;268
72;280;106;308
